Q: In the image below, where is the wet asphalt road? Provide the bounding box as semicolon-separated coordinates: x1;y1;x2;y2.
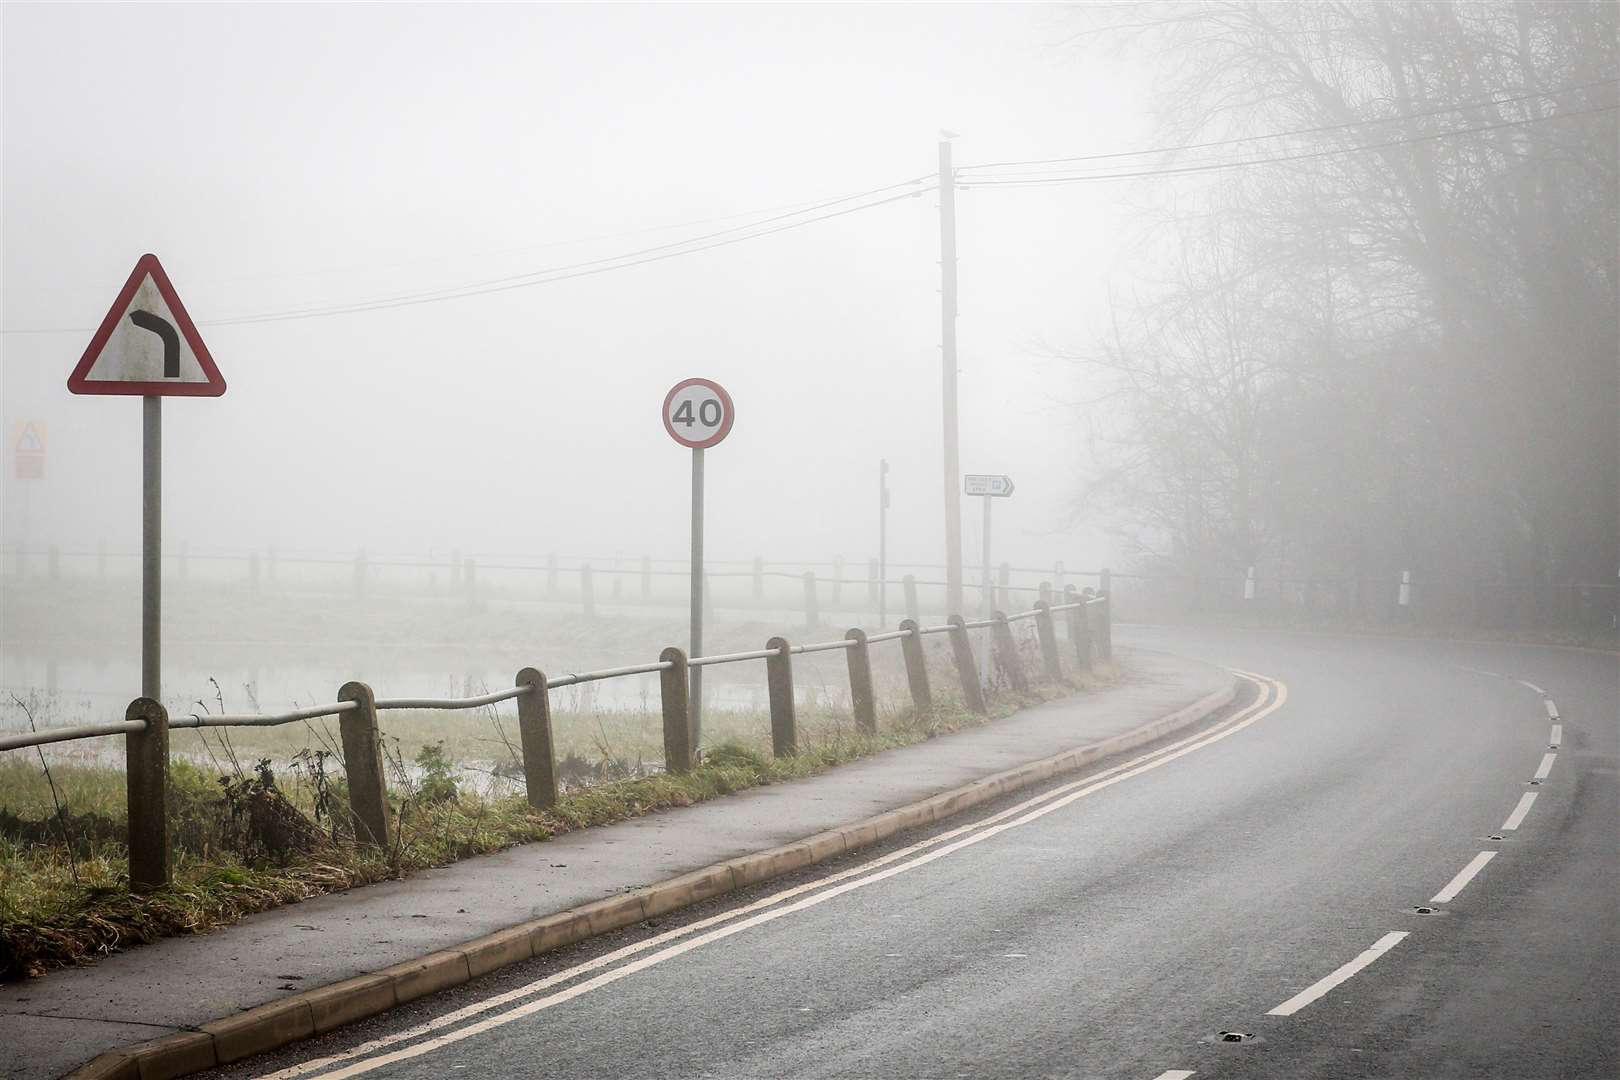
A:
218;627;1619;1080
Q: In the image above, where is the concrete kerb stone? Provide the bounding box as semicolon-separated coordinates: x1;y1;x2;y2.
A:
67;677;1240;1080
200;998;315;1065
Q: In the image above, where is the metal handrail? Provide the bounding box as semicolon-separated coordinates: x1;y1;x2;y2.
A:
375;686;532;710
546;661;672;688
0;720;146;752
791;639;857;655
864;628;913;644
688;647;777;668
172;701;359;729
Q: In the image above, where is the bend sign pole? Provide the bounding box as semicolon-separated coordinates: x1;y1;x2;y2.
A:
68;254;226;702
662;378;735;749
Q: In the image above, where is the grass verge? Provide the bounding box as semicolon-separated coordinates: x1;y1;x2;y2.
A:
0;664;1115;980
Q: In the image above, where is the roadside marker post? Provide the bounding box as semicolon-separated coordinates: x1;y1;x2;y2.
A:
663;377;735;750
68;254;226;708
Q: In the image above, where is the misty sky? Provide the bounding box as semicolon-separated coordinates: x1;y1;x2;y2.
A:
2;3;1162;573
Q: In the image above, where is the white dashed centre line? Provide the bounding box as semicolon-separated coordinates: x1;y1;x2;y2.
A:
1266;931;1409;1017
1151;1071;1196;1080
1543;698;1560;719
1501;792;1538;831
1549;723;1562;747
1431;851;1498;903
1534;752;1557;780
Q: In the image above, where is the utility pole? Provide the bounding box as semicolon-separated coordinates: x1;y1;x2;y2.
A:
938;137;963;616
879;458;890;625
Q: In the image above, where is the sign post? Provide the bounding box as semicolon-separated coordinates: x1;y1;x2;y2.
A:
878;459;890;626
663;377;734;749
68;254;226;702
964;475;1015;619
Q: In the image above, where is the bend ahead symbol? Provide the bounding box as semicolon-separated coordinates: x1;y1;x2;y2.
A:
128;309;180;378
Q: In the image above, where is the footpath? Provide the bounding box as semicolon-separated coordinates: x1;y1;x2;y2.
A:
1;648;1231;1080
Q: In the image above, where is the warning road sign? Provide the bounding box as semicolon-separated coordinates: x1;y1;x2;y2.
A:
67;254;225;396
12;421;45;480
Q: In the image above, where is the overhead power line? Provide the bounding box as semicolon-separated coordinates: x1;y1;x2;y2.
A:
956;78;1618;176
957;104;1619;189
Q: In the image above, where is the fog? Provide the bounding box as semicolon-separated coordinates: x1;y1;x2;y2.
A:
3;3;1151;570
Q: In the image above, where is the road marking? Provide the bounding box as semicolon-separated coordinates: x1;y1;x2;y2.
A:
1518;679;1549;696
1266;931;1409;1017
1549;723;1561;747
1501;792;1538;831
1431;851;1498;903
1533;752;1556;780
264;674;1288;1079
1152;1072;1196;1079
1543;697;1560;719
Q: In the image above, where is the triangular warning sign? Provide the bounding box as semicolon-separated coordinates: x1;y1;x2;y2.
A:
67;254;225;397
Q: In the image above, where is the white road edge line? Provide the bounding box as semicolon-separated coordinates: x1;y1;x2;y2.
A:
1266;931;1409;1017
1534;752;1556;780
1543;698;1560;720
1549;723;1562;747
1501;792;1538;831
266;675;1289;1080
1431;851;1498;904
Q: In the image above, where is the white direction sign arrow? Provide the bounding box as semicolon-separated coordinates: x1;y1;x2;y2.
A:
964;473;1015;497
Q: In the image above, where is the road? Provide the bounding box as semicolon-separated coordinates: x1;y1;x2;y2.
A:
216;626;1618;1080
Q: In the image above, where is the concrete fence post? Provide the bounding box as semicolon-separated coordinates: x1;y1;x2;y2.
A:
1054;561;1065;593
353;548;367;599
991;612;1030;694
903;574;920;624
1065;585;1093;673
1099;567;1112;597
337;681;390;847
845;628;878;735
659;647;692;773
753;557;765;600
765;636;798;757
249;552;261;595
997;562;1011;613
898;619;932;711
833;556;845;606
546;552;559;597
1038;580;1052;609
802;571;819;629
49;546;60;581
867;559;880;603
125;697;170;892
641;556;652;599
1034;601;1062;682
581;564;596;619
514;668;557;810
947;615;987;714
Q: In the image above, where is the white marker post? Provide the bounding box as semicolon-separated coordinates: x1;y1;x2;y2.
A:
663;378;734;749
68;255;227;702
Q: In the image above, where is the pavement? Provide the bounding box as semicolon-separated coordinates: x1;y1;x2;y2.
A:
200;625;1617;1080
0;647;1232;1080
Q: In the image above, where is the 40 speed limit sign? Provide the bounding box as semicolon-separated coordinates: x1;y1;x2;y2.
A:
662;377;735;449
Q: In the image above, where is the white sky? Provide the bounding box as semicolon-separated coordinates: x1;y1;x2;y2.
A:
2;2;1164;572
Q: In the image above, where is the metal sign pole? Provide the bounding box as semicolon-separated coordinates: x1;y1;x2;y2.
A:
689;446;705;745
981;493;993;619
879;458;889;626
142;395;161;701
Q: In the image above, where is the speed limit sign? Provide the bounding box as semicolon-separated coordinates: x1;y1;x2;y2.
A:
663;377;735;449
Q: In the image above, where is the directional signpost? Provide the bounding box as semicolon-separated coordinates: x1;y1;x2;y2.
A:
664;377;734;746
964;474;1015;618
68;254;225;705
